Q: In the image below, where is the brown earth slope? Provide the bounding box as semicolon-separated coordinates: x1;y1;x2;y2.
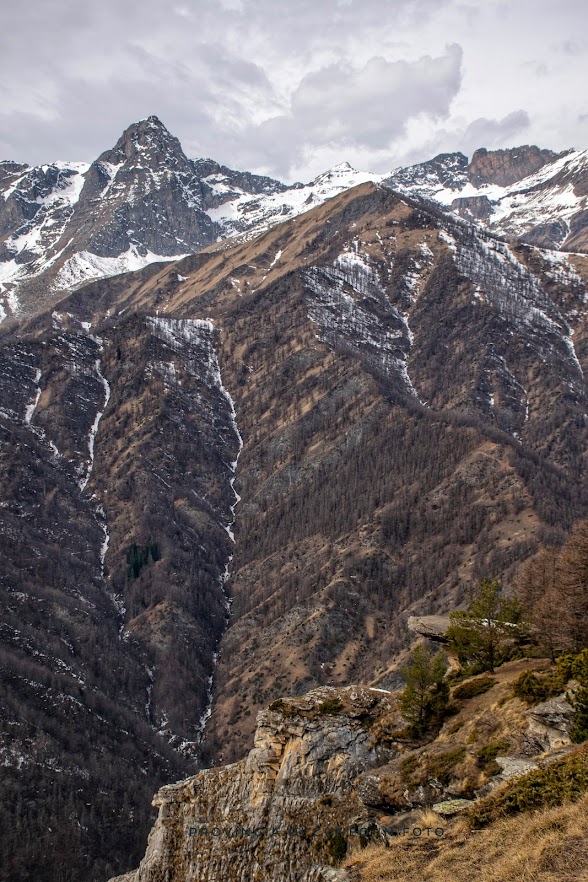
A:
1;181;588;880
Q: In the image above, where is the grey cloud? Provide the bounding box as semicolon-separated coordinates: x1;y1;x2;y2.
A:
0;0;583;180
460;111;531;155
559;39;584;56
240;44;463;176
396;109;532;169
0;0;459;175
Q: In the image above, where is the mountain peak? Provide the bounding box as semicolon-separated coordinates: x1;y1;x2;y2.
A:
310;161;362;187
110;115;187;168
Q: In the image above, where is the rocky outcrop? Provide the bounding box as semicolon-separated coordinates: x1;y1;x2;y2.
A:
406;616;451;643
119;687;395;882
526;694;575;750
467;146;559;188
115;665;583;882
451;194;493;221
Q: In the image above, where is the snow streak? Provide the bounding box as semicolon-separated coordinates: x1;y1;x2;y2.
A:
146;316;242;746
24;369;42;424
305;245;425;402
79;357;111;491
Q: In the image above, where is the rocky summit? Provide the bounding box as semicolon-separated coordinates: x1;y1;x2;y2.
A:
386;144;588;251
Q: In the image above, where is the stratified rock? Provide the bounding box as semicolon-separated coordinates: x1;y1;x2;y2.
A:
451;194;493;221
468;146;558;188
117;687;395;882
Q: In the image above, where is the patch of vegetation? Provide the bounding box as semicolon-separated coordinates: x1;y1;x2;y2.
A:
447;577;523;673
468;744;588;827
399;753;421;784
453;675;497;700
427;746;467;785
267;698;297;718
512;654;580;708
399;644;449;737
400;747;467;788
126;541;160;579
477;739;509;776
570;650;588;744
512;670;553;705
326;829;348;865
518;521;588;659
318;698;344;715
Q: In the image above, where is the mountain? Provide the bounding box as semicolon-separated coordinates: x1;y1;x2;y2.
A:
0;118;381;321
387;145;588;251
3;118;588;329
1;121;588;881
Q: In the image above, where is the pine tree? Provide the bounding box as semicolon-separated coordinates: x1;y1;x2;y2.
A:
400;644;448;736
447;577;522;673
570;649;588;743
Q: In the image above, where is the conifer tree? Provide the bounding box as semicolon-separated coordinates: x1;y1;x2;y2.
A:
447;577;522;673
400;644;448;736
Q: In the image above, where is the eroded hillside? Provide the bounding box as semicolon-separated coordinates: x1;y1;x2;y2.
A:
1;181;588;880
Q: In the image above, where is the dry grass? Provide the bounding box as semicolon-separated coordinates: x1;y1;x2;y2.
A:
345;794;588;882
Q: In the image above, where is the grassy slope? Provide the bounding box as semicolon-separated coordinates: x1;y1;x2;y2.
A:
345;792;588;882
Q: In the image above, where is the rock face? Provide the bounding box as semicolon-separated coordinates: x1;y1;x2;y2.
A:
526;694;575;750
121;687;394;882
451;194;493;221
115;668;582;882
467;146;558;188
406;616;451;643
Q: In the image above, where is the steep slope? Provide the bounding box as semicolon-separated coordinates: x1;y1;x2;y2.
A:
1;180;588;880
198;186;588;764
387;145;588;251
0;313;242;880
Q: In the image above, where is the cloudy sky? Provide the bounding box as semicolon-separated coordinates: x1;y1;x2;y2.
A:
1;0;586;182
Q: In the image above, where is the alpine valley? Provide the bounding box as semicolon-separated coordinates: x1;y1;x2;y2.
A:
1;116;587;882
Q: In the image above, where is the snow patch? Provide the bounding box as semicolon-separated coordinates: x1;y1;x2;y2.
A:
24;369;42;424
79;357;111;491
305;248;424;402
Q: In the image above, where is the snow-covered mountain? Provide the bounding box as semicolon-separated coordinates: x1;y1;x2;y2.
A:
0;117;383;321
2;118;588;327
386;145;588;252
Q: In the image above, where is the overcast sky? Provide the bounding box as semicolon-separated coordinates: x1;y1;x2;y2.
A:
1;0;586;182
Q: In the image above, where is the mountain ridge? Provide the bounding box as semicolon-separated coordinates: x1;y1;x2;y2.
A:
3;117;588;327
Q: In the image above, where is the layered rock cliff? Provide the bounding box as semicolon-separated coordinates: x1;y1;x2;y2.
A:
113;687;397;882
115;660;577;882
